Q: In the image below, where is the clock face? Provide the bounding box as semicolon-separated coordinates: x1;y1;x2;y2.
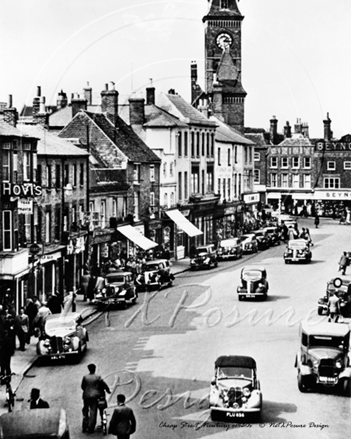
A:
216;32;233;49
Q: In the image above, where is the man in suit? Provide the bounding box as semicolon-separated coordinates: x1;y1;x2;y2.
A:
29;388;49;409
81;363;102;433
109;394;136;439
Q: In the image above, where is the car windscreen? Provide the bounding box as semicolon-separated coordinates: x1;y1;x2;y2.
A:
309;335;348;349
196;247;210;254
46;318;76;333
218;367;252;380
289;241;307;249
107;275;125;284
145;264;160;271
239;236;251;242
243;270;262;280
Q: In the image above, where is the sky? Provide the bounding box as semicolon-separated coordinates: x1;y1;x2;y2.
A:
1;0;351;138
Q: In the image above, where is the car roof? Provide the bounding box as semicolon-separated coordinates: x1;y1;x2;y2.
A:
46;312;81;322
215;355;256;368
0;408;68;439
220;238;238;245
144;259;168;265
241;234;255;239
288;239;308;244
253;230;265;234
106;271;132;277
300;321;350;337
242;265;266;272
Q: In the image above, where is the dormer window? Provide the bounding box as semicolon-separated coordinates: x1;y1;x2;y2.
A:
221;0;229;9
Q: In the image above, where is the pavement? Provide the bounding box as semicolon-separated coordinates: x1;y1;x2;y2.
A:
0;257;191;412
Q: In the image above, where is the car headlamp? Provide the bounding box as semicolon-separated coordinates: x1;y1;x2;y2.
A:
335;360;343;369
243;388;251;397
204;257;210;264
64;336;71;344
312;359;319;367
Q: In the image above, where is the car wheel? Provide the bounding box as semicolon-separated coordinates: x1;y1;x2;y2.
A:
210;409;219;422
298;372;308;392
341;378;351;397
317;306;324;316
238;295;244;301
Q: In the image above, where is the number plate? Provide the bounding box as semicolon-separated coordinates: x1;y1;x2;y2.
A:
247;294;255;298
51;354;66;360
319;376;336;383
226;412;245;418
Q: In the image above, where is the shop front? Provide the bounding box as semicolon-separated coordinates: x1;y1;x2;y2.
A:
116;224;158;257
313;190;351;218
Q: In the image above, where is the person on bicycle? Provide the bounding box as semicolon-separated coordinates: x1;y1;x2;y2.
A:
81;363;102;434
97;377;111;429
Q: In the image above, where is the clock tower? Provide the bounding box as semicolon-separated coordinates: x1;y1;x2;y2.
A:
203;0;247;132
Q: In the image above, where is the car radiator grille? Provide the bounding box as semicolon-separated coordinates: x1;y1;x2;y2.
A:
50;336;63;354
227;387;243;407
319;359;336;377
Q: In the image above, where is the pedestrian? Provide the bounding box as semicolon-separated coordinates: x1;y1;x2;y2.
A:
299;228;307;239
81;272;90;301
87;274;97;302
25;298;38;340
29;388;49;409
327;291;341;323
314;214;320;228
46;292;62;315
0;331;15;376
15;307;29;351
81;363;102;434
33;302;52;337
108;394;137;439
305;228;313;246
338;251;349;275
4;308;16;352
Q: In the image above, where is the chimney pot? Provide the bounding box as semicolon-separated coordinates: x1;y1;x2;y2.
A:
8;94;13;108
37;86;41;97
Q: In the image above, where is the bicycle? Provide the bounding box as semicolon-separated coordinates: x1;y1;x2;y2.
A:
1;374;16;412
97;396;108;435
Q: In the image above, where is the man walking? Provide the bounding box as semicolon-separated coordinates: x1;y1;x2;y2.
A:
29;388;49;409
109;394;136;439
328;291;341;323
338;251;349;275
81;363;102;434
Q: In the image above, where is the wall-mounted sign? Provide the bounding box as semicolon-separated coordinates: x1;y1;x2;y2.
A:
2;182;42;198
18;198;33;214
243;193;260;204
315;140;351;152
314;190;351;200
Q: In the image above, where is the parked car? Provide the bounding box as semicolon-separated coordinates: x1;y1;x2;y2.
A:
317;277;351;316
37;312;88;360
95;271;137;309
217;238;243;260
237;266;269;301
209;355;262;421
239;234;258;254
252;230;270;250
284;239;312;264
141;259;174;290
262;226;281;246
0;408;70;439
190;244;218;270
295;321;351;395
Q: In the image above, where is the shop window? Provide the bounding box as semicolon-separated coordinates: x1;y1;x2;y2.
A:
324;177;340;189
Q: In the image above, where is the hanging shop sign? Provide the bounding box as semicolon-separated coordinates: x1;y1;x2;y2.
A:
243;193;260;204
18;198;33;214
2;182;42;198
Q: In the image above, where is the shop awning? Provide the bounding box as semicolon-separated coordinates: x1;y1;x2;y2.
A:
117;225;158;250
166;209;203;237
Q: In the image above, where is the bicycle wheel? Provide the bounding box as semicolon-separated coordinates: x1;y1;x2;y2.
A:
102;411;107;435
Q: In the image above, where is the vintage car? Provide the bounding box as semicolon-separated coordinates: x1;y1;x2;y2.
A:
95;271;137;308
190;244;218;270
209;355;262;421
239;234;258;254
237;266;269;301
295;321;351;395
317;277;351;316
284;239;312;263
252;230;270;250
263;226;281;246
37;312;88;360
217;238;243;260
0;408;70;439
141;259;174;290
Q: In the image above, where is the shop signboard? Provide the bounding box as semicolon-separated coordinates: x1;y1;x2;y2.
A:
18;198;33;214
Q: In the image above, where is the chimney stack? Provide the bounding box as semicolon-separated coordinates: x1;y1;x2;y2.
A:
129;97;145;125
294;118;302;134
101;82;119;126
84;81;92;106
302;122;309;138
3;94;18;127
146;87;155;105
57;90;68;109
284;121;291;138
323;113;332;141
270;116;278;144
71;93;87;117
32;86;41;118
35;96;48;126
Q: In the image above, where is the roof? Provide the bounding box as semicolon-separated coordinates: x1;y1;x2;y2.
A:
211;116;254;145
300;321;350;337
17;124;88;157
278;133;312;147
20;104;57;118
203;0;243;21
158;93;217;128
48;106;73;127
245;133;268;147
0;120;37;138
215;355;256;369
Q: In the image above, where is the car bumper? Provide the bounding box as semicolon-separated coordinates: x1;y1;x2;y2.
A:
284;256;310;262
218;253;239;260
210;405;261;416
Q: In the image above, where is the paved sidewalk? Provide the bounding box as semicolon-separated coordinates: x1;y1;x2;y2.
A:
0;257;190;413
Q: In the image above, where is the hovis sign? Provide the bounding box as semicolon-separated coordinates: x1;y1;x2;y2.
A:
2;182;42;198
